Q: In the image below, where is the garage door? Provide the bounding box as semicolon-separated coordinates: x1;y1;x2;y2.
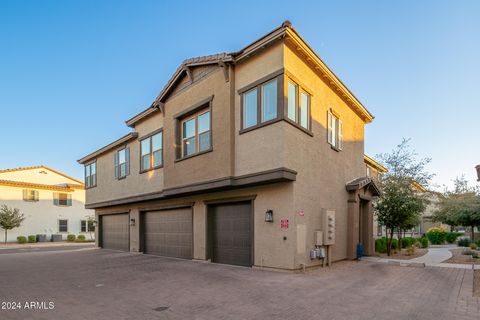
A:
208;202;252;267
143;208;193;259
101;213;129;251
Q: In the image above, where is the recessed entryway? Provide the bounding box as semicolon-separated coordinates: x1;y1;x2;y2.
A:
207;201;253;267
100;213;130;251
141;208;193;259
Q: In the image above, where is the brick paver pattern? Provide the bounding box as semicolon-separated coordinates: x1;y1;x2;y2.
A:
0;248;479;320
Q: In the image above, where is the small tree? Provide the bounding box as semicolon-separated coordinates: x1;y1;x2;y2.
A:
374;139;432;255
0;205;25;244
86;214;96;240
433;176;480;240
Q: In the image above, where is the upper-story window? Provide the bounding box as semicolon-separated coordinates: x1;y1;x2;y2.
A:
327;110;343;150
182;110;211;157
53;192;72;206
114;147;130;179
85;161;96;188
287;80;311;130
243;79;278;129
366;166;371;177
22;189;39;202
140;131;163;172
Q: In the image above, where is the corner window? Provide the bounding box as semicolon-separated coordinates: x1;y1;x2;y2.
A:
182;110;211;157
85;162;96;188
53;192;72;206
59;219;68;232
22;189;39;202
287;80;311;130
327;111;343;150
241;77;280;130
140;131;163;172
114;147;130;179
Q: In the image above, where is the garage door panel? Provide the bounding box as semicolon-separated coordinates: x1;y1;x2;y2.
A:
102;214;129;251
143;208;193;259
210;202;252;267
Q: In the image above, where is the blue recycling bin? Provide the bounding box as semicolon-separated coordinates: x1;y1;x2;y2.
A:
357;242;363;260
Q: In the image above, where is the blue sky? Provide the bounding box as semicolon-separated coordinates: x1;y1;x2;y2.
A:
0;0;479;190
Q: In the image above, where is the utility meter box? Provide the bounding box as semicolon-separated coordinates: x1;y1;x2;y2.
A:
321;209;335;245
314;231;323;246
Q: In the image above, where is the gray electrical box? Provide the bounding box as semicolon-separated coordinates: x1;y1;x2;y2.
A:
321;209;335;245
314;231;323;246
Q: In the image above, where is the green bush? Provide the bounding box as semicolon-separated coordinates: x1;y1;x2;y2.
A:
76;235;86;242
401;237;416;248
375;238;387;253
66;234;76;242
27;235;36;243
391;239;399;250
16;236;27;244
458;238;471;247
426;230;447;245
419;237;429;248
470;243;478;250
445;232;461;244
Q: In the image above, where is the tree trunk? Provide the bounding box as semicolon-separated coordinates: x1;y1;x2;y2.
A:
4;229;7;244
397;229;402;253
472;225;475;241
387;228;394;256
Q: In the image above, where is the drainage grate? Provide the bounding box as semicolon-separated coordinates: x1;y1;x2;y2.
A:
153;306;169;312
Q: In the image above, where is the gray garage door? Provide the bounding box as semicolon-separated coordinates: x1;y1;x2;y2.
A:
143;208;193;259
101;213;129;251
208;202;252;267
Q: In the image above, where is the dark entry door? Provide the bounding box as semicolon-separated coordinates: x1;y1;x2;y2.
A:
101;213;129;251
143;208;193;259
208;202;252;267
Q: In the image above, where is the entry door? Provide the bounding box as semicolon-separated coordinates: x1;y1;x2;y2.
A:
208;202;252;267
143;208;193;259
101;213;130;251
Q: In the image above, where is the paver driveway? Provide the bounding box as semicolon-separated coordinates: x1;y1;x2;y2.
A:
0;247;478;320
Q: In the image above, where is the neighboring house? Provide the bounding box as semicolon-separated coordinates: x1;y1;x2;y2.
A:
78;21;380;271
0;166;94;242
364;154;387;181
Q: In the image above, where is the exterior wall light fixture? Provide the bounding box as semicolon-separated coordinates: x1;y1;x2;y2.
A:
130;218;136;226
265;210;273;223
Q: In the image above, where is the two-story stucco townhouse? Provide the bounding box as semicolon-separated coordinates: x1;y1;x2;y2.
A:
78;21;379;271
0;166;93;242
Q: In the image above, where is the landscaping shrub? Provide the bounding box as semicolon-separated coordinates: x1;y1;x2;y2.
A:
458;238;471;247
27;235;36;243
76;235;86;242
375;238;387;253
445;232;461;244
391;238;399;251
426;227;448;245
66;234;76;242
16;236;27;244
419;237;429;248
470;243;478;250
400;237;415;248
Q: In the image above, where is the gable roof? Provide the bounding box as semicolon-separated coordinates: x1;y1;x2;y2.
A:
0;165;84;185
77;132;139;164
346;177;381;196
126;20;374;127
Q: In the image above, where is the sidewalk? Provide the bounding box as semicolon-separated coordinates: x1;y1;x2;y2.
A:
0;241;95;250
363;245;480;269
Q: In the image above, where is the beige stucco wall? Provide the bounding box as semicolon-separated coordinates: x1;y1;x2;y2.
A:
0;185;93;242
86;112;164;205
283;42;366;264
234;41;286;176
163;68;232;189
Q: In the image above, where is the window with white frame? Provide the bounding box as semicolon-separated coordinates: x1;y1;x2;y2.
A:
81;220;95;232
327;110;343;150
85;161;96;188
140;131;163;172
182;109;211;157
22;189;39;202
114;147;130;179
